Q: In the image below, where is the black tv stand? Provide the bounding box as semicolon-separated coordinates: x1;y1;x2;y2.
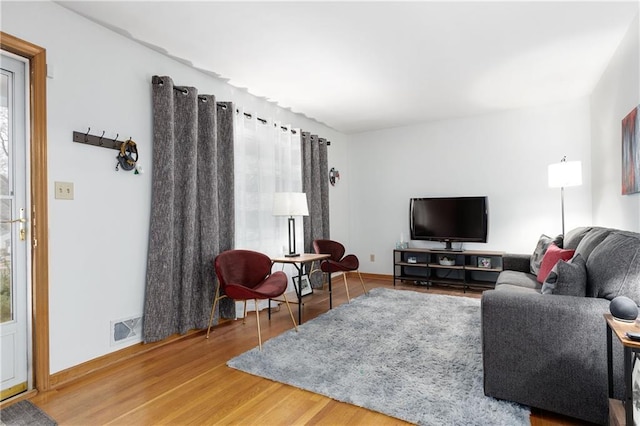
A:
392;248;504;291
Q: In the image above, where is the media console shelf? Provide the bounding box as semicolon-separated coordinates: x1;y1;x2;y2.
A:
393;248;504;290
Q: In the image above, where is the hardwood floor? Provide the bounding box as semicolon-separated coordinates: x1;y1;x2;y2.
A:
8;277;587;425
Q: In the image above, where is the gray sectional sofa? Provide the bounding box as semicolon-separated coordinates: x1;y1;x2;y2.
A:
481;226;640;425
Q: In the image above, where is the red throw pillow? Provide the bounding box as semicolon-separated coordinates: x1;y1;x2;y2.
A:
537;244;575;283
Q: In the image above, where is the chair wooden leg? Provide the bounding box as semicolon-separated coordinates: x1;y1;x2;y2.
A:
358;270;367;295
206;283;222;339
243;301;248;324
255;299;262;350
343;272;351;303
282;293;298;332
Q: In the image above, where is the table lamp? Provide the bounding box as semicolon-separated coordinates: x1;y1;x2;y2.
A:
273;192;309;257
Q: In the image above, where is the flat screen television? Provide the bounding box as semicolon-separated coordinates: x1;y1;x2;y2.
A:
409;196;488;250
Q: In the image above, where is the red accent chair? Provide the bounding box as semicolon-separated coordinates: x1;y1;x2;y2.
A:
313;239;367;303
206;249;297;350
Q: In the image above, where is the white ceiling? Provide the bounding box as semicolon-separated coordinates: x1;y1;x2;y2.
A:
58;1;639;134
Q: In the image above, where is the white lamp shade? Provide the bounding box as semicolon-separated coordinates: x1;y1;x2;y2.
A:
272;192;309;216
548;160;582;188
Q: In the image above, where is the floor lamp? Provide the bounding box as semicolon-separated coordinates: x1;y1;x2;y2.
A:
548;157;582;236
273;192;309;257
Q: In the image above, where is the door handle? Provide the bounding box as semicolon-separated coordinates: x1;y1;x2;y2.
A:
2;208;26;241
0;218;26;224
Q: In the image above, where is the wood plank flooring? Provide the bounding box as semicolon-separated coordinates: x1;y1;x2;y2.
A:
9;277;588;425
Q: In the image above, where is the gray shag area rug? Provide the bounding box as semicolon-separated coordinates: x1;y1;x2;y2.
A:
228;287;530;425
0;400;57;426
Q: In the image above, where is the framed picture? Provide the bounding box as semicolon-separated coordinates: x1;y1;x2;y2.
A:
477;256;492;269
294;275;313;297
622;105;640;195
633;354;640;423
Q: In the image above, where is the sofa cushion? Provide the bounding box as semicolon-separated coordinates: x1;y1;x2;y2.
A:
574;227;613;261
493;283;540;294
530;234;563;275
563;227;592;250
496;270;541;290
541;254;587;296
586;232;640;303
537;244;575;283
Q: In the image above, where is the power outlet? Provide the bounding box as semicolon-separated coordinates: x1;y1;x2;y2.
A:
370;254;375;262
54;181;74;200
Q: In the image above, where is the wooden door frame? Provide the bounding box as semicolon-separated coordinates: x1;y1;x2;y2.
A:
1;32;50;391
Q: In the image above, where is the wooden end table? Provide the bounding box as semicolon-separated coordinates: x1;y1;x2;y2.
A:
605;313;640;426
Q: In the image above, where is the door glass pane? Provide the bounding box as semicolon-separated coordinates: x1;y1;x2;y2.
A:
0;73;8;195
0;202;12;323
0;73;11;323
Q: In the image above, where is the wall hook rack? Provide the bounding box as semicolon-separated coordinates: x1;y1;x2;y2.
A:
72;129;126;150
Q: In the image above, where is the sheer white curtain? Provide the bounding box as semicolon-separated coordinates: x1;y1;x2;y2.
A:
234;109;302;315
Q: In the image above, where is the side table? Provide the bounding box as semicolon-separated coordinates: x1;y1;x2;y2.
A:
271;253;330;324
605;313;640;426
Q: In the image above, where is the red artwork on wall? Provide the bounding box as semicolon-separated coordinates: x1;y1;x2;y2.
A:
622;105;639;195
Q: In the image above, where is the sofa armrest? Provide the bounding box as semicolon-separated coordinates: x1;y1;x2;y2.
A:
502;253;531;273
482;290;622;425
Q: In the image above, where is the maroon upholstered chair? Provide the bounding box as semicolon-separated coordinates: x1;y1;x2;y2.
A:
206;249;297;350
313;239;367;303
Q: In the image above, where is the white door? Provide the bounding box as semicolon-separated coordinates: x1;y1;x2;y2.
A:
0;52;30;400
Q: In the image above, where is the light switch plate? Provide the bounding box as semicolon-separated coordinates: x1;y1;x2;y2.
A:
54;181;74;200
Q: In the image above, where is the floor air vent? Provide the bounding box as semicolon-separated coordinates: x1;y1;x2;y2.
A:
110;316;142;346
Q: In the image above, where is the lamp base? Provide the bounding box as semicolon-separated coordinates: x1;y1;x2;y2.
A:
285;253;300;258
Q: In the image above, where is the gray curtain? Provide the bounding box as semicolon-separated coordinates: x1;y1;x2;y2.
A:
302;132;330;288
143;76;235;343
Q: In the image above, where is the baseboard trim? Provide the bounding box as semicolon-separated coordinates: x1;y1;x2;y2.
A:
349;272;393;282
49;328;210;388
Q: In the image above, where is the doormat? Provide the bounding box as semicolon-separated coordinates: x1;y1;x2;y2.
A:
0;400;57;426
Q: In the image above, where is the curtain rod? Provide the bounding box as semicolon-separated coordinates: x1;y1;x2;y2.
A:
236;109;299;135
154;77;328;142
169;86;228;109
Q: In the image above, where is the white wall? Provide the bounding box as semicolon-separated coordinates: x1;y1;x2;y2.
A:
591;13;640;232
2;1;349;373
5;0;636;375
347;99;593;275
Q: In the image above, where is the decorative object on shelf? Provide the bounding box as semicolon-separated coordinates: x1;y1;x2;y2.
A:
329;167;340;186
293;275;313;297
622;105;639;195
477;256;492;269
548;156;582;235
610;296;639;322
396;232;408;249
272;192;309;257
407;256;417;264
439;255;456;266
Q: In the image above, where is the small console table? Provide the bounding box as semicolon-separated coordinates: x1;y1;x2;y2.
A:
393;248;504;290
